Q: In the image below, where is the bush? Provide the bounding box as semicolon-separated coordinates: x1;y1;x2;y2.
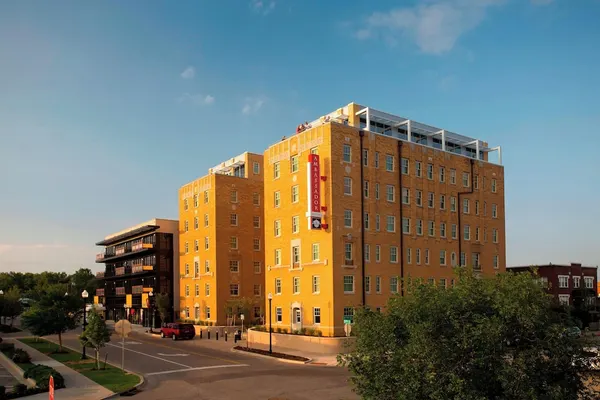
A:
0;343;15;355
11;349;31;364
24;365;65;390
316;330;323;337
12;385;26;396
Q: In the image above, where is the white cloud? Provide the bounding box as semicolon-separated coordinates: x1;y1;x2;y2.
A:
251;0;276;15
357;0;505;55
242;97;265;115
180;66;195;79
178;93;215;106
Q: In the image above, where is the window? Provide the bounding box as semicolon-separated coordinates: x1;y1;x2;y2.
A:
585;277;594;289
276;307;282;323
416;249;421;264
344;210;353;228
492;204;498;218
462;172;470;188
184;220;189;232
185;241;189;254
559;295;570;306
312;276;320;293
205;306;211;319
253;307;261;319
439;278;447;289
484;201;487;216
450;197;456;212
184;263;190;276
229;260;239;273
476;227;480;241
185;307;190;318
390;246;398;263
402;217;410;234
290;155;299;173
492;179;497;193
185;285;190;297
386;185;395;202
274;191;281;207
194;216;199;230
416;190;423;207
291;185;299;203
440;223;446;238
274;162;280;179
451;224;457;239
292;216;299;234
312;243;320;261
493;255;498;269
386;215;396;232
254;261;261;274
425;249;430;265
451;252;457;267
376;276;382;293
204;213;209;227
460;252;466;266
311;147;318;155
230;190;238;203
193;194;198;208
230;213;238;226
416;219;423;235
375;245;381;263
450;169;456;184
344;177;352;195
230;236;238;249
492;229;498;243
574;276;581;289
253;192;260;206
375;152;380;168
439;167;445;182
253;216;260;228
428;221;435;237
390;277;399;293
415;161;422;177
385;155;394;171
376;214;380;231
440;250;446;266
344;243;353;264
194;261;199;276
407;248;412;264
559;276;570;289
427;164;433;180
192;239;198;252
274;249;281;265
204;190;209;203
343;307;354;323
375;183;380;199
363;149;368;166
184;199;188;211
364;181;370;198
364;213;370;230
464;225;471;240
230;284;239;296
194;305;200;319
253;161;260;174
291;246;300;265
402;188;410;204
463;198;470;214
428;192;434;208
343;144;352;162
293;277;300;294
401;158;409;174
205;260;210;273
275;278;281;294
313;307;321;324
475;200;480;215
253;238;260;251
344;275;355;293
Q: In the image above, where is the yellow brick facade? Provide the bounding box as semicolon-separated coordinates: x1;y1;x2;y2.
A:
178;152;265;326
264;103;506;336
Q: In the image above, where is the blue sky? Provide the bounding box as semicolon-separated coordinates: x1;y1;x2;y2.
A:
0;0;599;274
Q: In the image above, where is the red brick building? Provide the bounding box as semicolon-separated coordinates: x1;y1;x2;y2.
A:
509;263;598;306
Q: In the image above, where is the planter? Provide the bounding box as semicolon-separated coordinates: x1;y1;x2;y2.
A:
247;329;355;355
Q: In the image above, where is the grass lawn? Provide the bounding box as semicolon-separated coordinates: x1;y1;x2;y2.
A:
18;338;140;393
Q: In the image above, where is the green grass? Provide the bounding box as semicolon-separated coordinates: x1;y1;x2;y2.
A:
18;338;140;393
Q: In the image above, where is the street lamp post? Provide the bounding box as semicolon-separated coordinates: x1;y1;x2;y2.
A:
267;292;273;354
81;290;89;359
0;290;4;324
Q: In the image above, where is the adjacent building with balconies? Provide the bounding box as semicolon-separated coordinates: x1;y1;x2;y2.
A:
94;218;179;326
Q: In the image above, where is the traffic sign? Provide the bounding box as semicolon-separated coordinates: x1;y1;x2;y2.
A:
115;319;132;337
49;375;54;400
240;314;245;320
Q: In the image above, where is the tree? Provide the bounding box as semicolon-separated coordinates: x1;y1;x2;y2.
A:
0;287;22;327
80;309;111;370
339;269;600;400
21;285;82;352
224;297;256;326
155;293;170;326
69;268;98;296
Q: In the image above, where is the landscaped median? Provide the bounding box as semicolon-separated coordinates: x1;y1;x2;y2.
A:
18;338;140;394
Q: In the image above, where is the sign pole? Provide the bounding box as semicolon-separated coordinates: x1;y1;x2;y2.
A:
121;328;125;371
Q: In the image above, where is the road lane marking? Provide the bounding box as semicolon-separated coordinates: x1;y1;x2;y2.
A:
146;364;249;376
156;353;190;357
107;343;191;368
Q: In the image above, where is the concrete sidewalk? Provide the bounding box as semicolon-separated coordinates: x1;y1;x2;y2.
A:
8;338;114;400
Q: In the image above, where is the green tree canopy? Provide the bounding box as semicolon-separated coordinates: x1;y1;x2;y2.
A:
21;284;83;351
0;286;22;326
80;309;111;370
339;269;600;400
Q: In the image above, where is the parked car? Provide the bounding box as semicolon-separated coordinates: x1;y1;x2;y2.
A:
160;323;195;340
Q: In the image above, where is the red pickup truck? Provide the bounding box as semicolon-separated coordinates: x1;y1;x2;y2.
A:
160;323;196;340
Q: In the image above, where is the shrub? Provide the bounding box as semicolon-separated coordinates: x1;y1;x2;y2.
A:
11;349;31;364
0;343;15;354
306;328;316;336
24;365;65;390
275;327;281;333
316;330;323;337
12;385;26;396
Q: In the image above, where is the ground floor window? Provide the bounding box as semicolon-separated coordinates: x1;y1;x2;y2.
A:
194;306;200;320
313;307;321;324
276;307;282;323
558;295;570;306
343;307;354;324
206;306;211;319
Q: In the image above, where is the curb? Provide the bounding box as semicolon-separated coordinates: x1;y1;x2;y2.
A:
230;347;312;365
37;337;145;399
0;343;36;388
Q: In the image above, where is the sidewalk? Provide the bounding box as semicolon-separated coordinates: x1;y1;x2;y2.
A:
8;338;113;400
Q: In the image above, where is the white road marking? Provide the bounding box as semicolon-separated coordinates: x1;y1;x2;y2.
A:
107;343;191;368
156;353;190;357
146;364;249;376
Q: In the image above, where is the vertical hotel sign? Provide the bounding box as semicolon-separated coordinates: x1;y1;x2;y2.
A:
307;154;322;229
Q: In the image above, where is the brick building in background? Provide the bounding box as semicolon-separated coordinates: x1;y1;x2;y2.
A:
263;102;505;336
178;152;265;326
509;263;598;306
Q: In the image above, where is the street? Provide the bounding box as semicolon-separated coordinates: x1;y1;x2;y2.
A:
52;330;358;400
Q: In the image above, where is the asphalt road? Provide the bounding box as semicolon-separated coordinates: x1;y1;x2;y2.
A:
52;330;358;400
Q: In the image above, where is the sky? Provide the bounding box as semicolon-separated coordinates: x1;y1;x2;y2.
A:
0;0;599;275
